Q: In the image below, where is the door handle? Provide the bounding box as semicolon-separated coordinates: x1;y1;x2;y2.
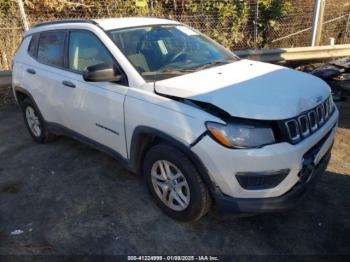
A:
26;68;36;75
62;80;76;88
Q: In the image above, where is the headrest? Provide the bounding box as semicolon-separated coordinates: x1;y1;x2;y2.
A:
80;48;99;59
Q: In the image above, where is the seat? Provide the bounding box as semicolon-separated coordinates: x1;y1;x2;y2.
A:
128;53;150;72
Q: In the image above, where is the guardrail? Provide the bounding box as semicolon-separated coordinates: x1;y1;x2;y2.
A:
0;70;12;91
0;70;13;105
235;44;350;62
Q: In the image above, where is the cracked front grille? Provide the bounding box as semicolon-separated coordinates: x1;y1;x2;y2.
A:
282;96;334;144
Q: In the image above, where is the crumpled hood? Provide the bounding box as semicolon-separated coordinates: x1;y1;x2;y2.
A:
155;59;331;120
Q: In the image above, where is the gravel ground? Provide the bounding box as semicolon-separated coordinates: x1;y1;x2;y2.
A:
0;102;349;257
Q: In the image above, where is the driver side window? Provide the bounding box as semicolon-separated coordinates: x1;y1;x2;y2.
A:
68;31;114;72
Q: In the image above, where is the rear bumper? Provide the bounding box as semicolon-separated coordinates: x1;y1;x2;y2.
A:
214;146;332;213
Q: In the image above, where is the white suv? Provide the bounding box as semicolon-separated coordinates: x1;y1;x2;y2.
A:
12;18;338;221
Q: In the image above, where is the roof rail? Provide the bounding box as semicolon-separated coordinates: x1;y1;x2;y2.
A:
32;19;99;28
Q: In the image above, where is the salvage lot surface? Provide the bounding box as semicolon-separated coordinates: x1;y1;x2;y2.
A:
0;102;349;255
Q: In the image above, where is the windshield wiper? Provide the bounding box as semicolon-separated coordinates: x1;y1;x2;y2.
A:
141;68;192;76
189;59;235;71
141;59;235;77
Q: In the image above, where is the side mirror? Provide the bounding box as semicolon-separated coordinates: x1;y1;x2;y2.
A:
83;63;122;82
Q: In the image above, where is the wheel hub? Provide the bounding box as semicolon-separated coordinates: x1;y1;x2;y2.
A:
151;160;190;211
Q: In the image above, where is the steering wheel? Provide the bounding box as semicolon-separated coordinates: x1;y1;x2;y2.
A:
169;51;187;63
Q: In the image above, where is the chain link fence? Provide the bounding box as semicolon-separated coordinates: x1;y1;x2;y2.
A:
1;0;350;70
322;0;350;45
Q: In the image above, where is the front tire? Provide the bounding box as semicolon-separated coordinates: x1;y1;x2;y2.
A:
143;144;211;222
21;98;56;143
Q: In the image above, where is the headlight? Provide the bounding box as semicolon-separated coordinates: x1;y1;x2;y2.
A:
206;121;275;149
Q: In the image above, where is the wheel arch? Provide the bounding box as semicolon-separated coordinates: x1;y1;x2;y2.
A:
13;86;35;108
128;126;217;195
13;86;47;125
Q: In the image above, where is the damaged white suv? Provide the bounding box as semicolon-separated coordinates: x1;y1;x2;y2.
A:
12;18;338;221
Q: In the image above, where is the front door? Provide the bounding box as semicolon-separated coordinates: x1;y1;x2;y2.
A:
61;30;129;158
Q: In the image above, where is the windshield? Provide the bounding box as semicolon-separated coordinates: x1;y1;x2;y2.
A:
108;24;239;81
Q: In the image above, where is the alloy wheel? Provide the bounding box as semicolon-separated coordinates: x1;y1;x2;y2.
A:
25;106;41;137
150;160;190;211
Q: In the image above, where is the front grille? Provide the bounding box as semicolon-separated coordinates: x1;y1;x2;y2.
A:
298;115;310;137
308;110;317;131
285;119;300;141
282;96;334;144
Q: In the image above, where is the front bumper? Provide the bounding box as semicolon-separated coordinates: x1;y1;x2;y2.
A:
191;108;338;212
214;145;332;213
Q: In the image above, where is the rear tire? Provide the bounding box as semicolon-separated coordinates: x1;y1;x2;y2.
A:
143;144;211;222
21;97;56;143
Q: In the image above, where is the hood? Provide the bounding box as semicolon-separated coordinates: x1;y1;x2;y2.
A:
155;60;331;120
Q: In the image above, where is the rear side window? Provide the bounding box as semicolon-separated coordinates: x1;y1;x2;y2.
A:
28;34;39;57
37;31;65;67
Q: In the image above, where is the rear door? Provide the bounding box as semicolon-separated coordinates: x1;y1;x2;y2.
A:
23;30;70;126
60;30;129;158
